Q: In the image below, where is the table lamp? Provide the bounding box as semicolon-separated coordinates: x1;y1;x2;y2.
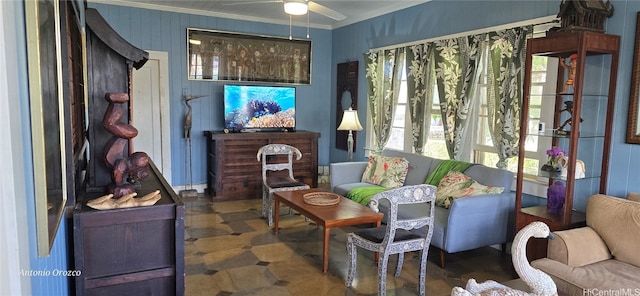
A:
337;107;363;161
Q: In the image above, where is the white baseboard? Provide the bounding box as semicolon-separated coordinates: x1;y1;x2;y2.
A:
172;183;207;195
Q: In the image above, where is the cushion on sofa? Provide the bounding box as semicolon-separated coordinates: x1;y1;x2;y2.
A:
361;154;409;188
548;227;611;267
382;149;439;185
587;194;640;268
435;171;505;208
531;258;640;296
464;165;514;190
424;159;474;186
626;192;640;202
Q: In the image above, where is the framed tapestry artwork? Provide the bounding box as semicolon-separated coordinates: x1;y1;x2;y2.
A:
187;28;312;85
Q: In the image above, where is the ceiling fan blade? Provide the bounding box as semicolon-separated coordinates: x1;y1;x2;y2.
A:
308;1;346;21
221;0;281;6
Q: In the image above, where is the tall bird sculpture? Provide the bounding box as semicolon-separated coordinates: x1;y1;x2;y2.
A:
181;93;207;198
184;94;207;139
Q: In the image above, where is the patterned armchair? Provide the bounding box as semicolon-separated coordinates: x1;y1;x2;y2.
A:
346;184;437;296
257;144;310;226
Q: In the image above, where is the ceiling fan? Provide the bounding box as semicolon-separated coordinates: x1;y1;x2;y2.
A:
223;0;347;21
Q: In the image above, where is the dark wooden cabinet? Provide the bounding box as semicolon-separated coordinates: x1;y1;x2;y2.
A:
85;8;148;191
516;206;586;260
204;130;320;201
515;31;619;260
73;162;184;296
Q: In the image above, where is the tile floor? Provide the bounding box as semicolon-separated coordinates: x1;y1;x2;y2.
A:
183;194;517;295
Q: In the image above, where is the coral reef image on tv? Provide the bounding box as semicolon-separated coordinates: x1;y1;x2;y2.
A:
224;84;296;130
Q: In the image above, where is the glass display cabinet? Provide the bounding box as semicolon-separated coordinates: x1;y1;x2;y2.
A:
515;31;619;260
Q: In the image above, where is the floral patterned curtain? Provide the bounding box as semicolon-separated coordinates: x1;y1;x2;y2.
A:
365;48;405;152
486;26;531;168
405;43;435;154
433;34;486;160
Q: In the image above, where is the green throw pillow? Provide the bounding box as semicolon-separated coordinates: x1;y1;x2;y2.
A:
436;171;504;208
361;154;409;188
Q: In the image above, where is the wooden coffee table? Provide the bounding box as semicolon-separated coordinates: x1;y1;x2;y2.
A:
273;188;383;273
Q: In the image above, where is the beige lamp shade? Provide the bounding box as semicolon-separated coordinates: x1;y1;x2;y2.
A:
338;108;363;131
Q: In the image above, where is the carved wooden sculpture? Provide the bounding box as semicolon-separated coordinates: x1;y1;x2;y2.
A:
86;190;161;210
555;0;614;33
102;92;150;198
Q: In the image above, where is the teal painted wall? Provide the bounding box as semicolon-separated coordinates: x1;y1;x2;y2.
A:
28;219;72;295
599;0;640;199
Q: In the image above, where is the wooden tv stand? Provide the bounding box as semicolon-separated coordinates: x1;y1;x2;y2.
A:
204;130;320;201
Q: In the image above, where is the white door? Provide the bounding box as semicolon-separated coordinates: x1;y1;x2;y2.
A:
132;51;172;184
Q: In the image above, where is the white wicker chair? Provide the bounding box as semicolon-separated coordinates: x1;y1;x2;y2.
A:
346;184;437;296
257;144;310;226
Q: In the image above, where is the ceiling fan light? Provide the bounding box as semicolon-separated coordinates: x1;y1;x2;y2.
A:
284;1;308;15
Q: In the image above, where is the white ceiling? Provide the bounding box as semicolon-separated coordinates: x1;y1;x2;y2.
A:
89;0;432;30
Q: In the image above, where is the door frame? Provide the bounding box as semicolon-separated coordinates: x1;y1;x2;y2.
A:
134;50;172;184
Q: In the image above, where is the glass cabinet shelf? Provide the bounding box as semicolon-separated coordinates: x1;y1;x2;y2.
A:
527;130;605;138
534;93;609;97
537;170;601;181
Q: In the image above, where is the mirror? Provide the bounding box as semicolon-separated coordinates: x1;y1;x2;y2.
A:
336;61;358;151
628;12;640;144
25;0;67;256
341;90;353;110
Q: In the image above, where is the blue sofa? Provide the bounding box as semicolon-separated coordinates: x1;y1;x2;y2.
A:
330;149;515;268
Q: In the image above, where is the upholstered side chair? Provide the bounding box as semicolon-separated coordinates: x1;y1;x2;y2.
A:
346;184;437;296
257;144;310;226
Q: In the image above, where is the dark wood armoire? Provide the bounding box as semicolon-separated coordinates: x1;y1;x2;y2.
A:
74;8;184;296
84;8;148;192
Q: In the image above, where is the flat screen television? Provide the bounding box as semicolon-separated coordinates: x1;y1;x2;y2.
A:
223;84;296;131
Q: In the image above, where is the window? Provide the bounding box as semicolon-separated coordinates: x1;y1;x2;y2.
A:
380;61;448;159
473;55;555;176
368;26;557;178
472;47;497;167
189;53;203;79
424;91;447;159
385;68;409;151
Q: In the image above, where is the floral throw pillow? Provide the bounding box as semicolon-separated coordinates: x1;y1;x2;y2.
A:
361;154;409;188
435;171;504;208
